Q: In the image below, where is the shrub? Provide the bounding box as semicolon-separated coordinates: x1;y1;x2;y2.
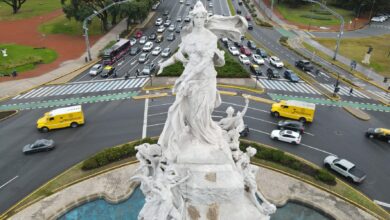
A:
315;169;336;185
300;14;332;20
279;36;289;44
310;9;331;15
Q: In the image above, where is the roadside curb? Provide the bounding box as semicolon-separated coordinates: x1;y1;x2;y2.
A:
133;93;169;100
0;110;18;122
343;106;370;121
240;140;387;220
246;95;275;104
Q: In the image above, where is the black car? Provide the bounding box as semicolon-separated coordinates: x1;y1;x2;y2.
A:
366;128;390;143
247;40;256;49
236;9;242;14
23;139;55;154
175;26;182;33
277;120;305;134
148;32;157;40
184;16;191;22
283;70;300;83
142;63;156;75
248;23;253;30
256;48;267;58
129;47;141;55
167;33;176;41
250;64;262;76
266;68;280;79
163;10;169;16
295;60;314;72
240;124;250;137
234;41;242;48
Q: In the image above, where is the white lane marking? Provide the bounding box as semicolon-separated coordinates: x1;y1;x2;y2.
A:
148;112;168;117
148;123;165;128
0;176;18;190
249;128;270;135
245;115;278;125
149;102;174;108
300;143;335;155
221;101;269;113
142;91;149;138
373;200;390;208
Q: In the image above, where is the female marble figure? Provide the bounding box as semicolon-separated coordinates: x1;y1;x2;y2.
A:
157;1;247;160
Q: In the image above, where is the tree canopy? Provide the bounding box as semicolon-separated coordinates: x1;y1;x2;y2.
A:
2;0;27;14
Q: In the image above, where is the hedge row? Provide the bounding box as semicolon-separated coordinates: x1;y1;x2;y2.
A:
158;47;250;78
240;142;336;185
310;9;332;15
301;14;332;20
81;138;157;170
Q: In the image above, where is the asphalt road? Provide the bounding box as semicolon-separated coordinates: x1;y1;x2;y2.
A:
0;0;390;215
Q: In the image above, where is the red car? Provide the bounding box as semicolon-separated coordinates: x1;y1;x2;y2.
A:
135;30;143;39
240;46;252;56
245;15;251;21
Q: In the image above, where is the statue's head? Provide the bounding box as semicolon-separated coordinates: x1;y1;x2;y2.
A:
190;1;208;27
246;146;257;157
226;106;234;116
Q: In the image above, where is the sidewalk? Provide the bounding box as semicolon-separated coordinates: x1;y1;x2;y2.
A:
254;0;389;92
0;19;128;100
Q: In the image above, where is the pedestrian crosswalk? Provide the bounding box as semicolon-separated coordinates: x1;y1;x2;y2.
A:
258;79;321;95
370;90;390;101
13;77;149;100
320;84;370;99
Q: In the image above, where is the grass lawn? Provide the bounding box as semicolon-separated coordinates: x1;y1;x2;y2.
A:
276;3;355;27
316;35;390;78
0;0;61;21
39;15;104;36
0;44;57;74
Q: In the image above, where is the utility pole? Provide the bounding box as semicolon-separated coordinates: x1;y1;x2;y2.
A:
368;0;376;24
304;0;344;61
270;0;274;20
82;0;133;61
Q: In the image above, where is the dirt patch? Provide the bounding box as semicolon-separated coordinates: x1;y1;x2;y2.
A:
0;9;101;82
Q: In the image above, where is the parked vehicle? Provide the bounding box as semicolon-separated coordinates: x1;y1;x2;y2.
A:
270;130;301;145
250;64;262;75
266;68;280;79
88;64;103;76
256;48;267;58
240;46;252;56
269;56;284;68
277;120;304;134
100;65;116;78
37;105;84;132
138;53;149;63
151;2;160;10
23;139;55;154
366;128;390;143
371;16;387;22
252;54;264;65
161;48;172;57
239;54;250;65
129;47;141;55
295;60;314;72
228;46;239;56
283;70;300;83
271;100;316;123
324;155;367;183
152;46;162;56
102;39;131;65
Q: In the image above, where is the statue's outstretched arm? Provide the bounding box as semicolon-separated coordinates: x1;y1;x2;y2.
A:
157;46;188;75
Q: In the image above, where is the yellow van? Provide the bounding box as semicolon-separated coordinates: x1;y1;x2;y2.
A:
37;105;85;132
271;100;315;123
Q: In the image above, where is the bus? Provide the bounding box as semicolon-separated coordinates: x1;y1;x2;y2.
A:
102;38;131;65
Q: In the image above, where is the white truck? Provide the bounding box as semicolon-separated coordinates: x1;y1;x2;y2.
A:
324;155;366;183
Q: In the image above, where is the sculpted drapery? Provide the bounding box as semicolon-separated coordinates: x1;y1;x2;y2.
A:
157;1;248;161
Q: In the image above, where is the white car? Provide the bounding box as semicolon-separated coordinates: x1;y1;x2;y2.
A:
155;18;163;26
143;41;154;52
179;0;183;3
176;16;182;22
269;56;284;68
252;54;264;65
168;24;175;32
371;16;387;22
324;155;367;183
139;36;147;44
161;48;172;57
228;46;239;56
209;3;213;7
270;130;301;144
89;64;103;76
151;46;162;55
157;25;165;33
130;38;137;46
239;54;250;65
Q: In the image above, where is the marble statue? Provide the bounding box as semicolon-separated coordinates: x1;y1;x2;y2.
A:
132;2;276;219
156;1;247;161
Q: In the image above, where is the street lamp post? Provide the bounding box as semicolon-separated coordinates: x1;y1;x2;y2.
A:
82;0;132;62
304;0;344;61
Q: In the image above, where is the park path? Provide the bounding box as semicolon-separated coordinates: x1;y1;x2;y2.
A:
0;9;100;82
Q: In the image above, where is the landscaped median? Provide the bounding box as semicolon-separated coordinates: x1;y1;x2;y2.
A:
2;138;388;219
0;110;18;122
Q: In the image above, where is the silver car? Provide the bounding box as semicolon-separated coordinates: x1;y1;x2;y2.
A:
89;64;103;76
23;139;55;154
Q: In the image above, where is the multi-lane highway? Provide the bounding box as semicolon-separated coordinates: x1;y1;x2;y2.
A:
0;0;389;215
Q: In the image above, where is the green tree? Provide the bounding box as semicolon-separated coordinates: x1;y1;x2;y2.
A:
2;0;27;14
